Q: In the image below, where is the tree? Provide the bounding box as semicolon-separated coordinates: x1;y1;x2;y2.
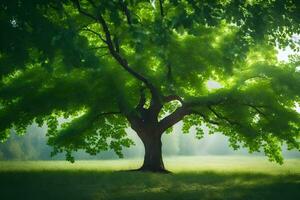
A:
0;0;300;172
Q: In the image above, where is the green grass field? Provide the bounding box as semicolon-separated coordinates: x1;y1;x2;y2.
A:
0;156;299;200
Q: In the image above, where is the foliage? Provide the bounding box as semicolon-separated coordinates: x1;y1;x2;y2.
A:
0;0;300;163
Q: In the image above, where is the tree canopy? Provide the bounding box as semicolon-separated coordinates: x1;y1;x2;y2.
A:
0;0;300;168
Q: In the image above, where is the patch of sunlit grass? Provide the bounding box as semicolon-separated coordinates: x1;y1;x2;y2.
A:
165;156;300;174
0;156;298;174
0;156;299;200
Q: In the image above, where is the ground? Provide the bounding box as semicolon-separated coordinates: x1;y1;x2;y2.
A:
0;156;299;200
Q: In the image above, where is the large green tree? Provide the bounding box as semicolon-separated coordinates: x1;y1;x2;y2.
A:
1;0;300;172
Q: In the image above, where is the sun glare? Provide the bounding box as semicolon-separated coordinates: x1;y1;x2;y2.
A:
277;34;300;62
277;47;294;62
206;79;223;91
295;103;300;114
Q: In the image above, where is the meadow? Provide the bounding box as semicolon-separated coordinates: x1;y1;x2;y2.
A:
0;156;299;200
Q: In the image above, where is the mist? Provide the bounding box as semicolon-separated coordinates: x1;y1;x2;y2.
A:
0;122;299;161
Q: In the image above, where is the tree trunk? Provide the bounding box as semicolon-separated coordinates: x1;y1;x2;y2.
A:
138;132;167;172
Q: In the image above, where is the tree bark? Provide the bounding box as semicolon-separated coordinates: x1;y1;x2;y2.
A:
137;131;167;172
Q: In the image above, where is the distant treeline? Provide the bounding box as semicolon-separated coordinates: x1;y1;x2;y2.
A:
0;123;299;160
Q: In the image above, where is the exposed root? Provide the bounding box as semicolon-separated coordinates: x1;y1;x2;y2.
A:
138;167;171;174
119;167;171;174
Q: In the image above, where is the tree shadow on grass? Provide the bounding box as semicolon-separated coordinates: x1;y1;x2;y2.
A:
0;170;299;200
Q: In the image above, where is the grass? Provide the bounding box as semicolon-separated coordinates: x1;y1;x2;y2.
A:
0;156;299;200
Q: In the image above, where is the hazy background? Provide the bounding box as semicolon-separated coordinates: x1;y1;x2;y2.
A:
0;122;299;161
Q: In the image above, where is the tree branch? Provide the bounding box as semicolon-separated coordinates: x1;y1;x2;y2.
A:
74;0;162;112
97;111;121;118
208;106;240;126
166;62;172;81
99;53;110;58
136;87;147;111
95;13;151;86
71;0;97;21
158;106;190;133
163;95;184;104
94;8;162;107
159;0;164;17
191;110;220;126
88;46;108;50
81;28;107;43
243;103;267;117
119;0;132;25
113;36;120;53
184;90;232;109
86;0;97;8
73;0;152;86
